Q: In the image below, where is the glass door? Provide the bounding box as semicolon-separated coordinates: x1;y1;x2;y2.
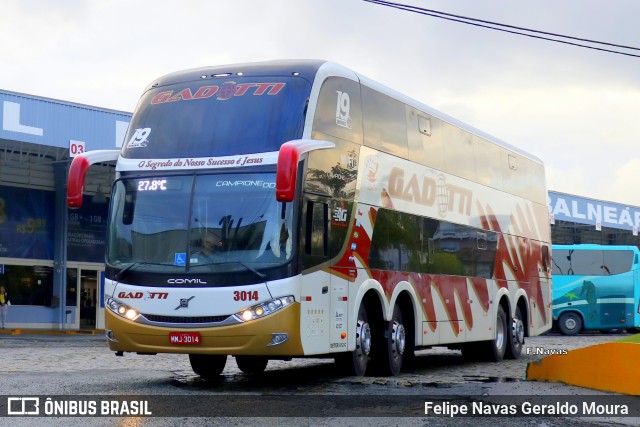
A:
66;267;79;329
79;269;98;329
66;265;103;330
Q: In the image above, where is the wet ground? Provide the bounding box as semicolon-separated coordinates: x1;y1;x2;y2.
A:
0;330;638;426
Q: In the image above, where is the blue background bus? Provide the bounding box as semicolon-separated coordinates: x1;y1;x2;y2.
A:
552;244;640;335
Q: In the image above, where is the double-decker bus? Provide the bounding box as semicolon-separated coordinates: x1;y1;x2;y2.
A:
67;60;552;378
551;244;640;335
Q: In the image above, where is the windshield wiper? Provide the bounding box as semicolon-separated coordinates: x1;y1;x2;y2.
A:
187;259;267;281
115;261;169;281
234;261;266;281
115;262;139;281
213;261;266;281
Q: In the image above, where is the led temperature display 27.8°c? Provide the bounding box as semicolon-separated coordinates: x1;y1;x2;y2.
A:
137;179;168;191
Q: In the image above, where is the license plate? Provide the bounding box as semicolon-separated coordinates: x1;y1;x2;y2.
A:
169;331;201;345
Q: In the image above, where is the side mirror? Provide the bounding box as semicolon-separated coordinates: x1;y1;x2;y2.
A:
275;139;334;202
67;150;120;208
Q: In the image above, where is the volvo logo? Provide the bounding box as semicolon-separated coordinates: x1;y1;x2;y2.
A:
167;278;207;284
175;296;195;310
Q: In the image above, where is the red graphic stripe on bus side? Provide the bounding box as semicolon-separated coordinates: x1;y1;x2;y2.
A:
484;206;548;325
371;271;483;337
328;206;376;279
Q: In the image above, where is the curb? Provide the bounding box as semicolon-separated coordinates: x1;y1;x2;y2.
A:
526;342;640;395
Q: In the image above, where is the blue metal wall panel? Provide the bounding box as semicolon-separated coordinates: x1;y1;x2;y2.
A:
549;191;640;232
0;90;131;150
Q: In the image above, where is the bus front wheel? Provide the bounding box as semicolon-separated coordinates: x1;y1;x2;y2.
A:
189;354;227;381
235;356;268;374
558;312;582;336
336;303;371;376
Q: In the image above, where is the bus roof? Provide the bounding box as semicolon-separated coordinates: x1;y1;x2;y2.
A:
142;59;543;166
143;59;327;92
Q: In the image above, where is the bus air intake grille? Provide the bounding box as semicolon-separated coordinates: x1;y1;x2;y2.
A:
142;314;230;324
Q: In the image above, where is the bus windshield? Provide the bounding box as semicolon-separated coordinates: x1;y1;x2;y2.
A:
120;77;310;159
107;172;294;275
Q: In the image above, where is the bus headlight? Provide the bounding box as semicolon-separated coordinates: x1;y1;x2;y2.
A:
235;296;295;322
106;297;140;321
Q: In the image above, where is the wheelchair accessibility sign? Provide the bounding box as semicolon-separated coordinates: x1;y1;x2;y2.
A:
174;253;186;266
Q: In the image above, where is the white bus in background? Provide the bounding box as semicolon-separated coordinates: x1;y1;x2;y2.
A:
68;60;552;379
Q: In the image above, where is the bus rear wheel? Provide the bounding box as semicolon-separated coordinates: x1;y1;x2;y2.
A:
189;354;227;381
235;356;268;374
378;304;406;376
558;312;582;336
506;306;525;359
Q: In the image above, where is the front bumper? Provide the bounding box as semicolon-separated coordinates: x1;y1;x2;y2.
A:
105;302;303;356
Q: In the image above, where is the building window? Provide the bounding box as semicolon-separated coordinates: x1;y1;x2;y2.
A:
0;265;53;306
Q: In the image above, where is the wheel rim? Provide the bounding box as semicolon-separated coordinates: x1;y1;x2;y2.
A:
564;317;577;330
357;319;371;356
496;315;505;350
512;318;524;345
392;321;406;355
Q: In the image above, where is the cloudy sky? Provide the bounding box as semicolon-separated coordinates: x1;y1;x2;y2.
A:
2;0;639;206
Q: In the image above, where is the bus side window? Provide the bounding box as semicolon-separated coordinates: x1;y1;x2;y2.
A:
305;200;328;257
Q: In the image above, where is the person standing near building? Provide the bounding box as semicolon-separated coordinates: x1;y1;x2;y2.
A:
0;286;9;329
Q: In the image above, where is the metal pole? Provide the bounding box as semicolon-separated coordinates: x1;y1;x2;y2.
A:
53;162;68;329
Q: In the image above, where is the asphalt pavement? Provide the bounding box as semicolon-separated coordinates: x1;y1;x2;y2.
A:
0;330;638;426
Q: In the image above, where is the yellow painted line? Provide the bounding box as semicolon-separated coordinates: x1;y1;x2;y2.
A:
527;342;640;395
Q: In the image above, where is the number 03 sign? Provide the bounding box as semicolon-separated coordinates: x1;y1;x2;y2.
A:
69;139;86;157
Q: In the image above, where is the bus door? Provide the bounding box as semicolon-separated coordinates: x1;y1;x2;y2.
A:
300;195;352;354
300;196;332;354
327;198;352;353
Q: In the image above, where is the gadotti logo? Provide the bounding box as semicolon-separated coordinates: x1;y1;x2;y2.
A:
151;82;286;104
387;167;473;217
365;157;379;188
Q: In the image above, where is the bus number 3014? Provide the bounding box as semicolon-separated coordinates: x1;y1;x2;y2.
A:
234;291;258;301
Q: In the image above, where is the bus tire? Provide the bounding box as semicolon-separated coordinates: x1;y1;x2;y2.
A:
235;356;268;374
506;306;525;359
336;302;371;376
557;312;582;336
483;304;508;362
378;304;407;376
189;354;227;380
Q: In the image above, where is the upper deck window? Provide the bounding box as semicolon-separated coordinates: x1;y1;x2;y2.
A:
121;77;311;159
361;86;408;158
